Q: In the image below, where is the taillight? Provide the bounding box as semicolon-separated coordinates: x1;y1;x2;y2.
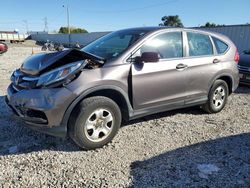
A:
234;50;240;63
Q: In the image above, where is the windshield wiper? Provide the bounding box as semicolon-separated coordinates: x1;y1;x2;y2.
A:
80;50;106;64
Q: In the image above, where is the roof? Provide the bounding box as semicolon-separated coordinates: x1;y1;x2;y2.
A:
192;24;250;29
0;31;17;34
120;24;250;33
117;26;176;32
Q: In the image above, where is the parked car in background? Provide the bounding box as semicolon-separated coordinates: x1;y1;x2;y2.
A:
6;27;239;150
238;50;250;85
0;42;8;54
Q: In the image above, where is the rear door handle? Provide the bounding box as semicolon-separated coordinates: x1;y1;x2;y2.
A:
213;59;220;64
176;63;188;70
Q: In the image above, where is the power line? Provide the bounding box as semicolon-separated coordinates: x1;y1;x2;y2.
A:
0;21;21;24
80;0;179;14
49;9;65;24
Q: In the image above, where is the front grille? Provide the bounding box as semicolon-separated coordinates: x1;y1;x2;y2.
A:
26;109;47;120
11;69;38;91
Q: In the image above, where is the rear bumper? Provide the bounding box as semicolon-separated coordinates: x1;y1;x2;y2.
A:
6;84;77;137
239;70;250;86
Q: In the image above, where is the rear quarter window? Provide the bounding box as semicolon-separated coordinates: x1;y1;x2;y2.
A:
212;37;228;54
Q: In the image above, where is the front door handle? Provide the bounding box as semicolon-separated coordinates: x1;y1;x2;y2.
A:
176;63;188;70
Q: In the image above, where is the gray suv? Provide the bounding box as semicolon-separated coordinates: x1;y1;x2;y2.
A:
6;27;239;149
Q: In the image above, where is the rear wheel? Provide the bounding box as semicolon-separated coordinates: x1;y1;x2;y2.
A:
202;79;229;113
69;96;121;150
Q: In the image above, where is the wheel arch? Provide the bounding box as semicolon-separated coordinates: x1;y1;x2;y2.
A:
217;76;233;94
210;74;234;95
61;86;133;134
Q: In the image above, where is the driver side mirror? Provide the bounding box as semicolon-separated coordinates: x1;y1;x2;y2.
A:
135;52;159;63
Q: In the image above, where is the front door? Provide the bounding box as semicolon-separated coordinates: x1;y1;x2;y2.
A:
131;31;188;110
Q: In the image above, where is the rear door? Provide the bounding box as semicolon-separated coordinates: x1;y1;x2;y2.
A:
183;31;219;104
131;31;188;110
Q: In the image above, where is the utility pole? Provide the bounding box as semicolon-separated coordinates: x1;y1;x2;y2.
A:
23;20;29;34
43;17;49;32
67;6;70;36
63;5;71;47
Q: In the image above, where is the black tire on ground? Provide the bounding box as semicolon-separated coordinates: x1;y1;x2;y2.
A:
202;79;229;113
69;96;122;150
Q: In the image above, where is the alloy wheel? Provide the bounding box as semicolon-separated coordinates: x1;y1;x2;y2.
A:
212;86;226;109
84;108;114;142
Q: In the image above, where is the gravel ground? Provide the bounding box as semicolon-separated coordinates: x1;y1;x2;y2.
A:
0;45;249;188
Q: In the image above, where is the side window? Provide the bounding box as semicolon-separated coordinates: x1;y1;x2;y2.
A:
187;32;213;56
138;32;183;59
212;37;228;54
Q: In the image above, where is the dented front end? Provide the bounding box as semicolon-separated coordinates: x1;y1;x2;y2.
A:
6;49;104;137
6;86;77;137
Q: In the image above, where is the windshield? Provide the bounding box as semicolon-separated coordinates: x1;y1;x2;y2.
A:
82;30;148;60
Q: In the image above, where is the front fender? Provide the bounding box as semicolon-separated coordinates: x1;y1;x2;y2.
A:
60;85;133;132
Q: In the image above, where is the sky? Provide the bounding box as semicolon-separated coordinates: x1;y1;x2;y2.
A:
0;0;250;33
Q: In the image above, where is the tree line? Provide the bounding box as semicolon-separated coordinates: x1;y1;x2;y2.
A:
58;27;88;34
159;15;250;27
57;15;249;33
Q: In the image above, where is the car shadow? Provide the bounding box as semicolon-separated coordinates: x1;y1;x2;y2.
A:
129;133;250;187
234;85;250;94
122;106;204;126
0;94;207;156
0;89;248;158
0;95;81;155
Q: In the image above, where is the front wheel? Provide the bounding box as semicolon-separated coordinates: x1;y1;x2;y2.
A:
202;79;229;113
69;96;121;150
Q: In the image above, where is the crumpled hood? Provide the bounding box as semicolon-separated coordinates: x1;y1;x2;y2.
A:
20;50;71;76
20;49;105;76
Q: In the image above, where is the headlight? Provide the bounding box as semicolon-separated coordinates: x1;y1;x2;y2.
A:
37;60;85;87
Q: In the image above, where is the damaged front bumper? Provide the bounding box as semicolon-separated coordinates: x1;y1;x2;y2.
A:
6;84;77;137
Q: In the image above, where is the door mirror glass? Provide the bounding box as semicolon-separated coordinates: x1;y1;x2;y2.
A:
139;52;159;63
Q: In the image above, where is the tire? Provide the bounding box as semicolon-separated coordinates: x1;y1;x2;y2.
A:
58;45;64;51
69;96;121;150
48;46;54;51
202;79;229;113
41;46;47;51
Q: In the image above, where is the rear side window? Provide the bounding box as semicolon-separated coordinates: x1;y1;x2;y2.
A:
212;37;228;54
139;32;183;59
187;32;213;56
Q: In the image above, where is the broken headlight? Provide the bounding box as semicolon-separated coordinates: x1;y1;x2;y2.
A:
37;60;85;87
